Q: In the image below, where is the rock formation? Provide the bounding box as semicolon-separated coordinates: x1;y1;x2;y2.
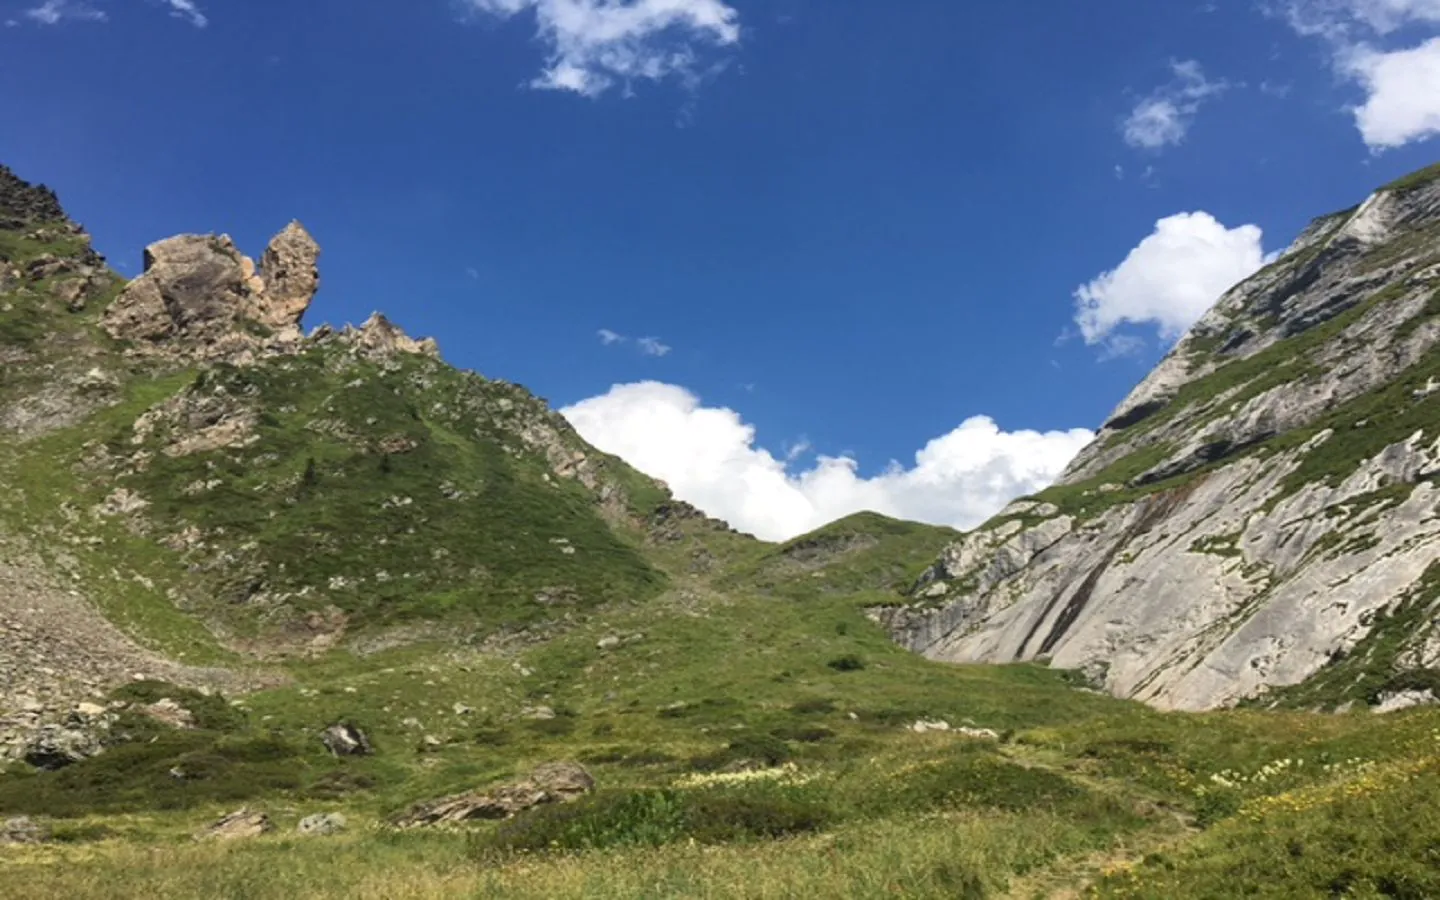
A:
880;163;1440;712
392;762;595;828
102;225;319;357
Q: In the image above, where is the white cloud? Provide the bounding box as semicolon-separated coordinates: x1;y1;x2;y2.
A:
1276;0;1440;35
1074;212;1269;348
163;0;207;28
460;0;741;97
1122;60;1230;150
24;0;106;24
1275;0;1440;148
1341;37;1440;147
597;329;672;356
561;382;1094;542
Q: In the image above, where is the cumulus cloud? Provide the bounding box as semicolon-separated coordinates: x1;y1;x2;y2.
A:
1341;37;1440;147
460;0;741;97
1122;61;1230;150
1275;0;1440;149
24;0;106;25
561;382;1094;542
1074;212;1269;349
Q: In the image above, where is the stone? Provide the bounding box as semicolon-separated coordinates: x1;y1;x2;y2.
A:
521;705;556;720
254;221;320;329
196;808;274;841
956;727;1001;740
100;222;320;359
909;719;951;734
596;635;622;651
320;722;373;757
344;312;440;360
0;817;48;845
296;812;347;836
1374;689;1437;714
392;762;594;828
140;698;196;730
22;723;106;770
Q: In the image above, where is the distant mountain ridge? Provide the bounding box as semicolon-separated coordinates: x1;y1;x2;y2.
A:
879;161;1440;711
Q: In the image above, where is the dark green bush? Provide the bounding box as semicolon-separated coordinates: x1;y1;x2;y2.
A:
578;746;677;767
689;734;792;772
472;786;830;856
788;698;837;715
770;724;835;744
0;733;308;817
107;680;247;733
827;654;866;672
1368;668;1440;705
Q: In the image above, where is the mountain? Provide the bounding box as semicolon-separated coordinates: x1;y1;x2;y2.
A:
880;162;1440;712
0;163;744;736
6;162;1440;900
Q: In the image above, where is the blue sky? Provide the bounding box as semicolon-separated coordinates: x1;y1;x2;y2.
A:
3;0;1439;539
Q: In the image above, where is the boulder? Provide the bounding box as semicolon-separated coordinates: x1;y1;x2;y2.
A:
0;817;49;846
101;223;320;354
254;221;320;329
296;813;347;836
196;808;274;841
392;761;594;828
21;721;107;770
140;698;196;730
321;722;373;757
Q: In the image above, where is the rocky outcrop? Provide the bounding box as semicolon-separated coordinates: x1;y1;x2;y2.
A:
254;222;320;328
102;224;319;358
196;809;274;841
320;722;372;757
0;528;272;763
392;762;595;828
884;163;1440;711
0;165;65;228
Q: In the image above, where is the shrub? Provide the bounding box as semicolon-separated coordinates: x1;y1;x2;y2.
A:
107;681;247;733
788;698;837;715
689;734;792;772
0;733;307;817
472;785;830;856
827;654;865;672
770;725;835;744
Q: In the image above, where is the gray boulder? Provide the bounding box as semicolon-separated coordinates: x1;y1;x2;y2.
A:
296;812;347;836
392;761;594;828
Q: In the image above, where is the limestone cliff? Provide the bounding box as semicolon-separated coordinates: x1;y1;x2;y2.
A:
879;162;1440;712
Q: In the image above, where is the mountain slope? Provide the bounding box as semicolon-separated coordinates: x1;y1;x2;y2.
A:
880;161;1440;711
0;163;742;698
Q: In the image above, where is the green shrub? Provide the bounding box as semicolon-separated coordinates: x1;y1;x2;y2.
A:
770;724;835;744
827;654;865;672
472;785;831;856
788;698;837;715
578;746;677;768
107;681;247;733
0;733;308;817
689;734;792;772
1368;668;1440;705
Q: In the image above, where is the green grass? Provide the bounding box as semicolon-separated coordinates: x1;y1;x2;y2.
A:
1382;160;1440;196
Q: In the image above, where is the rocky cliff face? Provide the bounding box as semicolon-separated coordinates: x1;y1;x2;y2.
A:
879;162;1440;712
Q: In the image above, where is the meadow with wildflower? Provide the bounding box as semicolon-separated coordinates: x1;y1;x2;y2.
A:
2;515;1440;898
